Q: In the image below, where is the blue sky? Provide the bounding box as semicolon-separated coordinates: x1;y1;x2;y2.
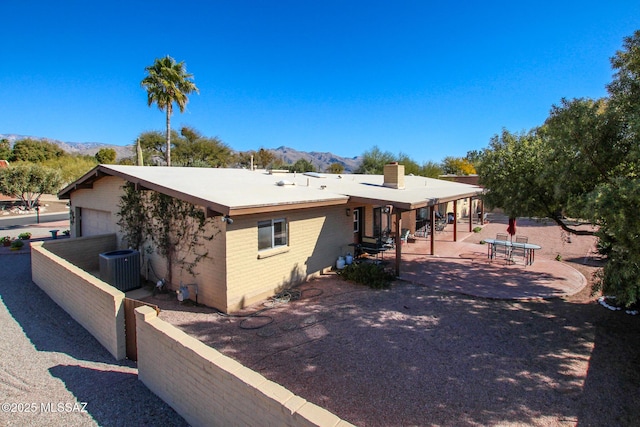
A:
2;1;639;163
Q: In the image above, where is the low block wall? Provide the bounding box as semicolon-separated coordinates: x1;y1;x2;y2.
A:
31;240;126;360
41;233;117;272
135;306;353;427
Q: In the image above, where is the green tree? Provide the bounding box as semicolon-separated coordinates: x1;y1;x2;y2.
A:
136;130;182;165
325;162;345;174
10;138;64;162
0;163;63;210
95;148;117;164
355;146;395;174
43;154;97;185
173;126;231;167
141;55;199;167
420;161;443;178
588;30;640;306
0;138;11;160
255;148;276;169
476;129;564;221
396;152;422;176
289;159;316;173
542;97;623;216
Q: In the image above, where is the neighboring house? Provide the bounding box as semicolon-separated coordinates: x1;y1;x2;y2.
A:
58;163;482;313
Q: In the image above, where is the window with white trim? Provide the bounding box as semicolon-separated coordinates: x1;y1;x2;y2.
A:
258;218;288;251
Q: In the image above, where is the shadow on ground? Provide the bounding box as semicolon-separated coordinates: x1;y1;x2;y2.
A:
149;277;640;427
0;253;187;426
48;365;188;427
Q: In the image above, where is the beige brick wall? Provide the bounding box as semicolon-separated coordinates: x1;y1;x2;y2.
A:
151;219;228;311
136;306;354;427
43;234;117;272
224;205;353;312
31;241;126;360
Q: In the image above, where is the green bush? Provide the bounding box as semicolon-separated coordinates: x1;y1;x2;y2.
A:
473;227;482;233
337;262;395;289
11;239;24;249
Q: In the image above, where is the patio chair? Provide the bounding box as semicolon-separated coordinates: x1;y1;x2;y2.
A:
494;233;510;258
511;235;529;265
381;228;394;248
413;225;429;238
400;228;411;244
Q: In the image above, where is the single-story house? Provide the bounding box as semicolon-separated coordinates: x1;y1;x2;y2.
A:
58;163;483;313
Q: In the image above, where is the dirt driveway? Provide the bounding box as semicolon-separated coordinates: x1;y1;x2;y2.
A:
145;217;640;426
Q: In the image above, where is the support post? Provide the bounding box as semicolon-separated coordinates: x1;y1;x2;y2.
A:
469;197;473;232
453;200;458;242
394;210;402;277
430;205;435;255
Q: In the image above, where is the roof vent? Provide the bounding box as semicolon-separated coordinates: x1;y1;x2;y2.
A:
383;162;405;189
276;180;295;186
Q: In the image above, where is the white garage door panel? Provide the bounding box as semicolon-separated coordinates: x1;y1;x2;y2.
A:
81;209;114;236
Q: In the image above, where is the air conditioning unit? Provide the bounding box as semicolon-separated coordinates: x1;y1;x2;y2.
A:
99;250;141;292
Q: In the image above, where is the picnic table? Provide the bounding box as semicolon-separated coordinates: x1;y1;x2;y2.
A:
484;238;542;266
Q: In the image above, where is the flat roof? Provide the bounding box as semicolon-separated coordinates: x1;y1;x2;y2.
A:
59;165;483;216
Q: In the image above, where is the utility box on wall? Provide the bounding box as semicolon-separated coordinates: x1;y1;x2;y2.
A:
99;250;141;292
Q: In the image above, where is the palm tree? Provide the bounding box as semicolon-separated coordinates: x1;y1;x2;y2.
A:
141;55;199;166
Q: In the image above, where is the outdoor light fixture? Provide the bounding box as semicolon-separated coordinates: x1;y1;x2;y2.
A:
222;215;234;224
346;208;351;217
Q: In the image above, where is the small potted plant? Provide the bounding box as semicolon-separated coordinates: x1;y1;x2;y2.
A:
62;229;70;236
1;236;12;247
18;232;32;240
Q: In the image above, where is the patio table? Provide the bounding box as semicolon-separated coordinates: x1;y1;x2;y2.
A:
484;238;542;266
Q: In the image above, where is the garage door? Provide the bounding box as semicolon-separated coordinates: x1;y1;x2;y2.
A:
81;209;114;237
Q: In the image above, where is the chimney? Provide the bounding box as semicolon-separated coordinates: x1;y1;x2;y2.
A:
383;162;405;189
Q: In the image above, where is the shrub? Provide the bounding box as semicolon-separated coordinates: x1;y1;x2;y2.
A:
473;227;482;233
11;239;24;250
18;232;31;240
337;262;395;289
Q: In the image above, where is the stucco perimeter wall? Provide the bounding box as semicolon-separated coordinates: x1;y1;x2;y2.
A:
224;205;353;312
136;306;353;427
31;241;126;360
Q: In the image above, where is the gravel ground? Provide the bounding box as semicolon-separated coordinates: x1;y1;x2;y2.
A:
0;252;188;427
146;216;640;427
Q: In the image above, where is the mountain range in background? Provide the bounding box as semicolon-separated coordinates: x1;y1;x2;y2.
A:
0;134;362;173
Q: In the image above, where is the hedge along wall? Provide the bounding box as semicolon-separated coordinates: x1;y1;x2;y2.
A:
135;306;354;427
31;237;126;360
